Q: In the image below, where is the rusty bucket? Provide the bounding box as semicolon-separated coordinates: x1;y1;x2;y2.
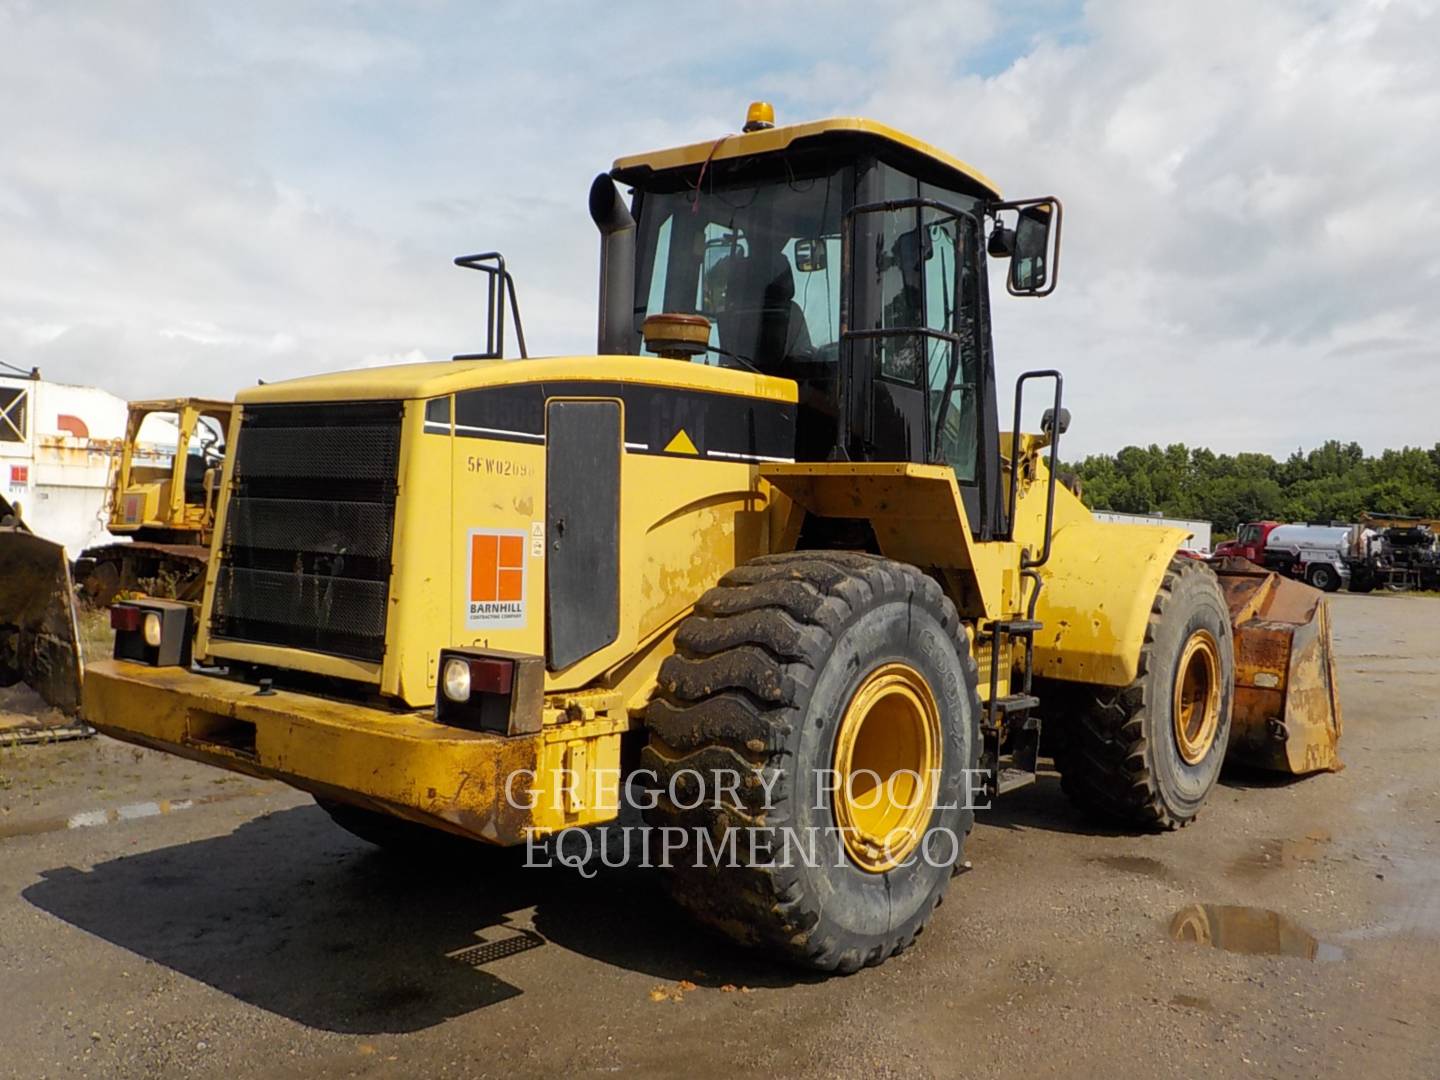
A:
1211;557;1342;774
0;494;83;715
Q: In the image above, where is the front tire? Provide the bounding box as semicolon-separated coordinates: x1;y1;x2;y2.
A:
1052;556;1235;830
642;551;981;973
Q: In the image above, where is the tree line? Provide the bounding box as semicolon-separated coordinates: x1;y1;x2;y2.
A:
1070;440;1440;535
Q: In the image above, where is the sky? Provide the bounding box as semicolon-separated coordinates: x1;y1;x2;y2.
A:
1;0;1437;458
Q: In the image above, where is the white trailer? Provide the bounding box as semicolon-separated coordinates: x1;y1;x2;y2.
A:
1091;511;1213;554
0;371;129;554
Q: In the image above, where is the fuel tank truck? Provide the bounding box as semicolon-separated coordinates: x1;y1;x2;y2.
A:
1214;521;1374;592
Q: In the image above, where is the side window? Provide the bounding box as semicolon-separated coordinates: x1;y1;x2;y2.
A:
0;385;28;443
924;213;979;482
874;166;923;384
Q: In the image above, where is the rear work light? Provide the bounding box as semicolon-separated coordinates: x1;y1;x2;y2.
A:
111;599;193;668
435;648;541;736
442;656;514;702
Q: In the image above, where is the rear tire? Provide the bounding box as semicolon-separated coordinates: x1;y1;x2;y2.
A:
1051;556;1234;830
1305;563;1341;592
642;551;980;973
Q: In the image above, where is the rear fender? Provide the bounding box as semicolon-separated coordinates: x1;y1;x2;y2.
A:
760;462;1019;618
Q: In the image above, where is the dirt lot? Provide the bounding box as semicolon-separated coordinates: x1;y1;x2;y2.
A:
1;592;1437;1079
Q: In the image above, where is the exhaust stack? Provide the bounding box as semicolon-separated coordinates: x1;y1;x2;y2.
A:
589;174;636;356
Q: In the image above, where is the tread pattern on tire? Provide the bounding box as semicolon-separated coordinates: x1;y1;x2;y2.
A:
641;550;980;973
1049;555;1223;831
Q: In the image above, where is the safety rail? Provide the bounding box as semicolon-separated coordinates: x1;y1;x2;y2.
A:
453;251;528;361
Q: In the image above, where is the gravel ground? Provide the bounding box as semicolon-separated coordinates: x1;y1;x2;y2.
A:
0;592;1437;1078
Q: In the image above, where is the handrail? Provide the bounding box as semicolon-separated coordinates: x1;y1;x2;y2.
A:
453;251;528;360
1006;369;1064;569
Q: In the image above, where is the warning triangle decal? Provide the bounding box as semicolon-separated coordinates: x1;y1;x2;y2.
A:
663;429;699;455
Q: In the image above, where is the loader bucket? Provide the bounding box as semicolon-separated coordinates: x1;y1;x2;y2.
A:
1210;557;1341;775
0;496;83;715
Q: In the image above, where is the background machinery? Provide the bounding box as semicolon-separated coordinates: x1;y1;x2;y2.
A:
76;398;234;606
0;397;232;713
80;106;1342;973
1218;516;1440;592
1214;521;1371;592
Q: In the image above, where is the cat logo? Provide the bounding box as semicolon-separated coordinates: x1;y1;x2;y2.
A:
466;528;527;629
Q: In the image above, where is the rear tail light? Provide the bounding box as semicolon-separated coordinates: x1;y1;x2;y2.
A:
111;600;193;668
435;649;541;736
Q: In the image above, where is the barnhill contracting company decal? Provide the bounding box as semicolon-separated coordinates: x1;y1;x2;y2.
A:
466;528;527;629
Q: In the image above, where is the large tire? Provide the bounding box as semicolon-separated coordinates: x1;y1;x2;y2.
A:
1051;556;1234;830
642;551;981;973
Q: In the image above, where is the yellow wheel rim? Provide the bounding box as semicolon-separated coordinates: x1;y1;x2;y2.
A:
1173;629;1222;766
832;662;942;874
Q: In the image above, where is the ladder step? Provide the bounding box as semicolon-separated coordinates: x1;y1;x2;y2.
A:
986;694;1039;716
996;768;1038;795
990;619;1043;635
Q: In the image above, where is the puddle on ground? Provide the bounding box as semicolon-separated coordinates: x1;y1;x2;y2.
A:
1228;830;1331;879
1168;903;1343;962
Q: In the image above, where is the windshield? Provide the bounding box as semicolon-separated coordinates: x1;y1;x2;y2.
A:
632;166;848;373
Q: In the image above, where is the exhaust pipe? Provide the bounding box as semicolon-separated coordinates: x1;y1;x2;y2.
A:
589;174;636;356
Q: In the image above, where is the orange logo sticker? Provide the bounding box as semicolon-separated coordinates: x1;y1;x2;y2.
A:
467;529;527;628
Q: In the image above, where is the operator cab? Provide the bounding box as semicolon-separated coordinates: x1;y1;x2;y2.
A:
599;106;1060;540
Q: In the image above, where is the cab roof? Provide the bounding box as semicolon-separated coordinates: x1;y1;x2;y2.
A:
611;116;1000;200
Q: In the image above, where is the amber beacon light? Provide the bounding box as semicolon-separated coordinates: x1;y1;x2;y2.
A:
743;101;775;132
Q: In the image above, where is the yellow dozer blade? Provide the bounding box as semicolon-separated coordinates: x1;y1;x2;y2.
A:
1211;557;1342;774
0;494;83;715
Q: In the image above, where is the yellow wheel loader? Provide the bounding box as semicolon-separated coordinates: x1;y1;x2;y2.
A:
82;105;1341;972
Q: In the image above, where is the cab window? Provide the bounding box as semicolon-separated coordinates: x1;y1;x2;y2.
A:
633;166;847;372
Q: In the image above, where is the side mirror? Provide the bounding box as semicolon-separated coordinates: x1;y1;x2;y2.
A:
988;197;1062;297
793;238;827;273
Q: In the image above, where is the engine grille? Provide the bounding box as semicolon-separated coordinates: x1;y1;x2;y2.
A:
210;401;403;663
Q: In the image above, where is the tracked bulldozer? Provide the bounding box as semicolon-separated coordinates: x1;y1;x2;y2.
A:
76;397;234;606
81;105;1342;972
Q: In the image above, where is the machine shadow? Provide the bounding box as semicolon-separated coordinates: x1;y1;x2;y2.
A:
977;770;1132;837
980;764;1305;836
22;803;809;1036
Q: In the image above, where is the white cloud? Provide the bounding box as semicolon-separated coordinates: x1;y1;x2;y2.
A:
0;0;1436;458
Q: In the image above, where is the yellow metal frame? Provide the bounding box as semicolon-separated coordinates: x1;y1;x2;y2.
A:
85;658;631;839
760;462;1020;618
